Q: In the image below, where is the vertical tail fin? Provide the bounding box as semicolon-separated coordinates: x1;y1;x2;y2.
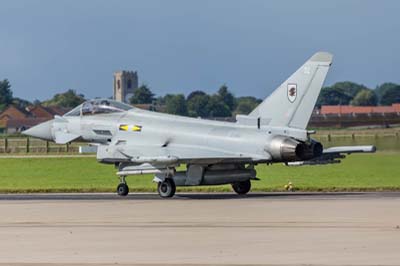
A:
249;52;333;129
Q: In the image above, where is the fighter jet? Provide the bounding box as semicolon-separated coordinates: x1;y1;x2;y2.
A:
24;52;376;198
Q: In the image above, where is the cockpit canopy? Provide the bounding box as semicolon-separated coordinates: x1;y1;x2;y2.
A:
64;99;133;116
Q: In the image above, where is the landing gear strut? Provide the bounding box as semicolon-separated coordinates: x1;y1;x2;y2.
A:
117;176;129;196
157;178;176;198
232;180;251;195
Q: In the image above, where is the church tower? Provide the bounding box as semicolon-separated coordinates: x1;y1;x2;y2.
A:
113;71;138;103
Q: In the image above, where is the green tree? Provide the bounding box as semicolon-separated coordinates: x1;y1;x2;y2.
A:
217;84;236;111
350;89;378;106
187;90;207;101
165;94;188;115
12;97;32;109
316;87;352;106
331;81;369;98
42;89;85;108
0;79;13;110
316;82;370;107
129;85;155;104
186;91;210;117
380;85;400;105
234;96;262;115
206;95;231;117
154;96;166;106
375;83;399;102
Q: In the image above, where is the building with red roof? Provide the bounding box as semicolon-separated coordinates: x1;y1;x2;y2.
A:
321;104;400;115
310;104;400;128
0;105;70;134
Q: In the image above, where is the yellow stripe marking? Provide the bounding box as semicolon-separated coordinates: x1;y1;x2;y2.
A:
119;124;129;131
132;125;142;132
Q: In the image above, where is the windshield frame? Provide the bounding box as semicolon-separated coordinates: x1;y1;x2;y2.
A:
64;99;133;117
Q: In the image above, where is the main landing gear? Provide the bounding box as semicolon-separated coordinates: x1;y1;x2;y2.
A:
117;175;177;198
117;175;129;196
157;178;176;198
231;179;251;195
116;169;252;197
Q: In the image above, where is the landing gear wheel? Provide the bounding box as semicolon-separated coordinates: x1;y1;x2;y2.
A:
117;183;129;196
157;179;176;198
232;180;251;195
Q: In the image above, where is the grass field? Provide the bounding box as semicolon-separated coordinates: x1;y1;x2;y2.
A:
0;152;399;193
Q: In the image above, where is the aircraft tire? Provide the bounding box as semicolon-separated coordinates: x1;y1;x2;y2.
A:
232;180;251;195
117;183;129;196
157;179;176;198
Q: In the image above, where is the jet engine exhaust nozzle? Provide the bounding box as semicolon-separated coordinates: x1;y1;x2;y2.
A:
295;140;323;161
268;136;323;162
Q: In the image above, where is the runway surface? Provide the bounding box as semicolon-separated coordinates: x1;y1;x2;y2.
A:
0;192;400;266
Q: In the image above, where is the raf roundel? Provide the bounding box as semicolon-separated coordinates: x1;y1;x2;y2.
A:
287;83;297;103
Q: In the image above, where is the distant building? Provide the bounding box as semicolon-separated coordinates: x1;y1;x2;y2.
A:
0;105;70;134
309;104;400;128
113;71;138;103
320;104;400;115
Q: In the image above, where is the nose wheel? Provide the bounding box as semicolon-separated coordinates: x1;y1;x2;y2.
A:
117;176;129;196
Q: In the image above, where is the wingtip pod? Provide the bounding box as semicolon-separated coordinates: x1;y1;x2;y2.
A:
371;145;377;153
323;145;377;154
309;51;333;65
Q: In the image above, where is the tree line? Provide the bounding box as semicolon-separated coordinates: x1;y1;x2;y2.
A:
0;79;262;118
129;84;262;117
316;81;400;107
0;79;86;111
126;81;400;116
1;79;400;118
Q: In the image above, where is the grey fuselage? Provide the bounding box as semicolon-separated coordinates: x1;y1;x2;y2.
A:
21;52;378;196
62;107;310;164
25;52;336;167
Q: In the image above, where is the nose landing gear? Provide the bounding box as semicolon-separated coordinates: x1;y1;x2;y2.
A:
117;175;129;196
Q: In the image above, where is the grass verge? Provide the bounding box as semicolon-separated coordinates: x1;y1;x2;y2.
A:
0;152;398;193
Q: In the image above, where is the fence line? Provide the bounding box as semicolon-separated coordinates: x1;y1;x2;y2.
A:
315;132;399;141
0;137;79;154
0;133;399;154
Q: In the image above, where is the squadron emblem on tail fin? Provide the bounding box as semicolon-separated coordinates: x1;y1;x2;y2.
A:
287;83;297;103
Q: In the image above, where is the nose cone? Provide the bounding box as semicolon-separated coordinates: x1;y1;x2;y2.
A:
23;120;53;140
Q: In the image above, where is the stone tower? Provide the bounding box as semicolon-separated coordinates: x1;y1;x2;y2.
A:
113;71;138;103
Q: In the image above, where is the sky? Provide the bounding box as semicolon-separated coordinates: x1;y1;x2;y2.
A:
1;0;399;101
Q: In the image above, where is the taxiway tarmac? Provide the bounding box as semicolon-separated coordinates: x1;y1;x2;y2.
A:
0;192;400;266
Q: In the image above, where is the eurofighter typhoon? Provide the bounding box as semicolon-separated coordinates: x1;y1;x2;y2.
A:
24;52;375;198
